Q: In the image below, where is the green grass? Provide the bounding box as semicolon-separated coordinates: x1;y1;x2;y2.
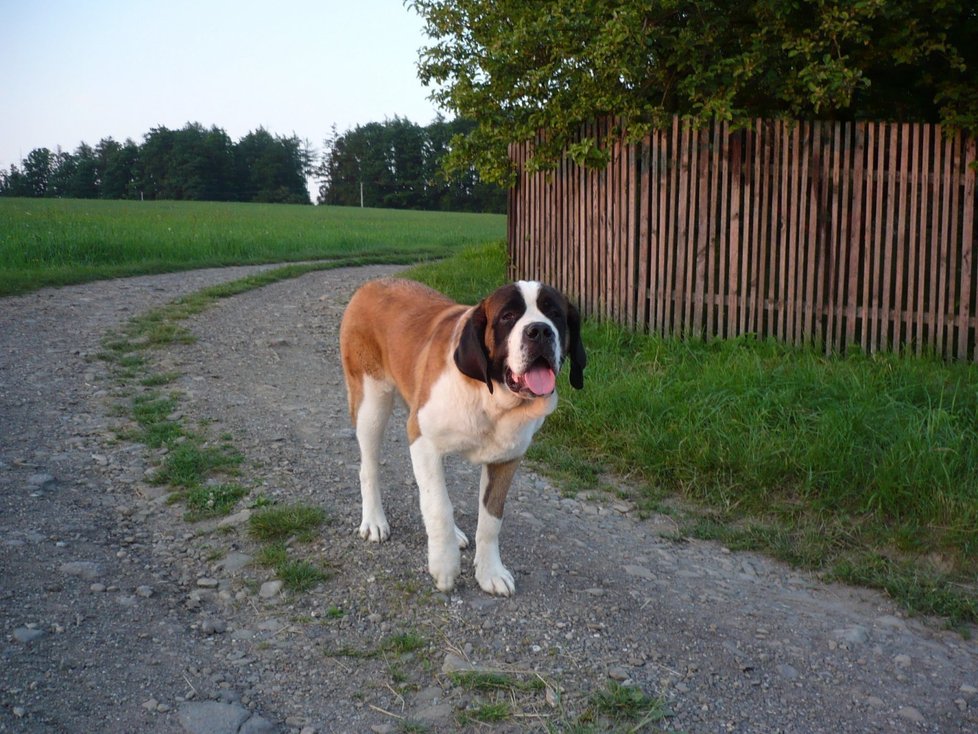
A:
0;197;505;295
183;483;249;521
153;441;242;488
249;504;327;542
582;682;669;729
407;242;978;626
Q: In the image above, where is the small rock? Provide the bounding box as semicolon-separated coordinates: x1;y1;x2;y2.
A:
12;707;25;718
197;577;219;589
202;618;228;635
623;564;654;580
300;728;318;734
776;664;799;680
239;714;277;734
897;706;924;724
370;725;396;734
442;653;479;674
13;627;44;644
585;587;605;597
607;665;630;681
832;625;869;646
894;654;912;668
218;509;252;529
178;701;250;734
136;585;154;598
215;552;252;573
90;583;106;593
59;561;101;580
259;580;283;599
142;698;159;711
412;703;453;723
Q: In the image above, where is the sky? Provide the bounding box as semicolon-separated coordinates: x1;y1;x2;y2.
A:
0;0;443;172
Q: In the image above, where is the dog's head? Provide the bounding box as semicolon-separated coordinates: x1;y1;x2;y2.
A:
454;281;586;398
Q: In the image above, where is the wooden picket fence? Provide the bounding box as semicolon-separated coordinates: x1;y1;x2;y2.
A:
508;116;978;360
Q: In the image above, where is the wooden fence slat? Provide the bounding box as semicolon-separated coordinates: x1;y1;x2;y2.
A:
946;133;962;357
916;124;930;353
894;124;911;350
705;123;720;338
740;124;754;337
826;122;842;352
803;123;820;344
879;124;896;351
960;137;976;361
936;129;953;352
754;120;772;336
694;126;710;338
729;126;744;339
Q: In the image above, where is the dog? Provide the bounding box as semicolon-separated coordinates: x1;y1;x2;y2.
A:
339;278;585;595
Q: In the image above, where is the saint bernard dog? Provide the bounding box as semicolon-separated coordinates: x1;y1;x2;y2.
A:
339;278;586;596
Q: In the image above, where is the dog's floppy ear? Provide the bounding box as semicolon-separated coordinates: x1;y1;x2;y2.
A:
454;302;494;393
567;302;586;390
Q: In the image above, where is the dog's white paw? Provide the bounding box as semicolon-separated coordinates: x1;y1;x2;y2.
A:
358;517;390;543
428;545;461;592
454;525;469;549
475;560;515;597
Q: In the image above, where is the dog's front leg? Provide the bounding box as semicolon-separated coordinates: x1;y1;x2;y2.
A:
474;460;520;596
409;437;461;592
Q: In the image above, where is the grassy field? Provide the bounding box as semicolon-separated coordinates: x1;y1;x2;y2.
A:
407;243;978;626
0;197;505;296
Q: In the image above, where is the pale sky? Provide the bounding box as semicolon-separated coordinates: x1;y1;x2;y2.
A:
0;0;443;171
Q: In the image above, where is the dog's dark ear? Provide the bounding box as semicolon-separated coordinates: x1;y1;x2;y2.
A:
454;302;494;393
567;302;586;390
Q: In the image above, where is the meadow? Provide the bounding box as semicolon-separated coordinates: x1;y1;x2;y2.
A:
0;197;505;295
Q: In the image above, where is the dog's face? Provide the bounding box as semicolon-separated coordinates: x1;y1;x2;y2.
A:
454;281;586;397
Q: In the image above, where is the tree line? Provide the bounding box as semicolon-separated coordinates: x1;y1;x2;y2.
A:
0;117;506;212
316;116;505;213
0;124;313;204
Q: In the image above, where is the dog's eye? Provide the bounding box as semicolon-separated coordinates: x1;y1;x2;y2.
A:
499;311;517;325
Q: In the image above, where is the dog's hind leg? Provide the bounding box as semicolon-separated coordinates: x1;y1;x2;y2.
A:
355;375;395;542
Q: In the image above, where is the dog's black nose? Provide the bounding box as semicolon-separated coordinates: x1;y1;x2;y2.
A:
524;322;550;342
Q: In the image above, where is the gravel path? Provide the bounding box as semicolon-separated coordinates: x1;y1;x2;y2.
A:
1;265;976;734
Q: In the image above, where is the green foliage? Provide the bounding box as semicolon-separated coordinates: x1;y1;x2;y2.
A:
318;117;505;213
412;0;978;183
0;122;310;203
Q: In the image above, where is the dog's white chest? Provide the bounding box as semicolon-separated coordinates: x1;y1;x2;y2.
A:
417;372;555;464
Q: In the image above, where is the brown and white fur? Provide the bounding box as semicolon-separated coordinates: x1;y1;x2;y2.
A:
339;278;585;596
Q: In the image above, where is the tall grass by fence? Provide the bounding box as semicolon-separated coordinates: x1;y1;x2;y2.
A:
509;117;978;360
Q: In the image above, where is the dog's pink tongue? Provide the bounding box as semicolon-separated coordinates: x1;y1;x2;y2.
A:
524;365;556;396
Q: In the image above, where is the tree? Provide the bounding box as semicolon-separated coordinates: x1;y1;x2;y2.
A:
98;138;140;199
234;128;310;204
412;0;978;183
22;148;54;197
317;117;505;212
